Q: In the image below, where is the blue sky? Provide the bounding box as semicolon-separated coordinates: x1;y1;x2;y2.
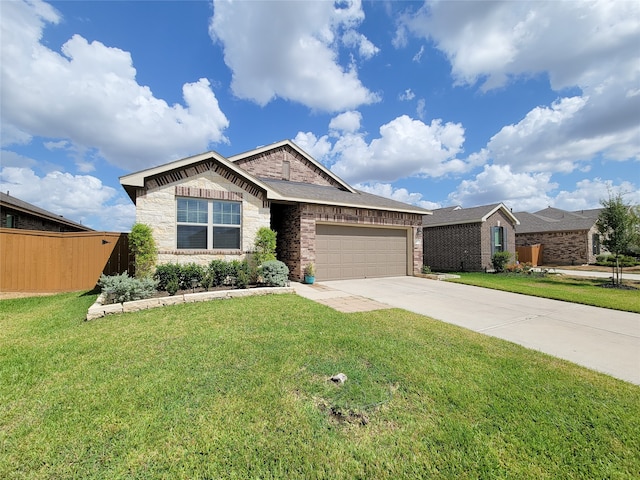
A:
1;0;638;232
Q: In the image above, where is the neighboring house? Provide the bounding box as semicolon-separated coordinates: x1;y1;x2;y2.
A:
514;207;603;265
0;192;92;232
120;140;429;281
422;203;519;272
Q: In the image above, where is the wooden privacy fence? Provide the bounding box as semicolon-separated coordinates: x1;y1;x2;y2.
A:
0;228;130;293
516;244;543;266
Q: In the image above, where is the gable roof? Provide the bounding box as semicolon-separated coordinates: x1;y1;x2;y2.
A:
119;150;274;204
514;207;602;234
422;203;519;227
228;139;356;193
0;192;92;231
119;147;430;215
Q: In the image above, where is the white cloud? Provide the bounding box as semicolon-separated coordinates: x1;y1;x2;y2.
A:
355;182;440;210
448;164;556;211
328;111;362;133
553;178;640;212
1;0;230;172
400;1;640;174
0;167;135;231
448;165;640;212
399;89;415;101
412;45;425;63
330;115;468;184
209;0;379;112
293;132;332;162
342;29;380;60
416;99;426;119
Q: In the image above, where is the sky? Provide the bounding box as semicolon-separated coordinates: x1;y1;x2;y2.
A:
1;0;638;232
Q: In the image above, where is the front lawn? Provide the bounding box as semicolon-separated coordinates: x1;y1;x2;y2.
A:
448;272;640;313
1;293;639;479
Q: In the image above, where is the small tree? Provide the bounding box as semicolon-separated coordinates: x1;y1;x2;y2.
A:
596;193;639;286
129;223;157;279
253;227;277;265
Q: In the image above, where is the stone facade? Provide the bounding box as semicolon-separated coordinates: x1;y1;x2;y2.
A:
424;209;517;272
515;225;599;265
136;169;270;266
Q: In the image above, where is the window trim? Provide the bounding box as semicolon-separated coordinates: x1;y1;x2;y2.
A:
176;197;242;250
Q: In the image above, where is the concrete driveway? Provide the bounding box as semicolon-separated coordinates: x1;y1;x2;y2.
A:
294;276;639;385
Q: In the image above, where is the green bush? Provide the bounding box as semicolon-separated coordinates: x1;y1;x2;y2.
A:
253;227;277;265
491;251;512;273
129;223;157;278
99;272;157;304
260;260;289;287
180;263;205;289
166;277;179;296
154;264;182;291
596;254;639;267
422;265;432;274
208;260;230;287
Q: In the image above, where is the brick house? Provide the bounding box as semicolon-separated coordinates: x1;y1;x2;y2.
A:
514;207;603;265
422;203;519;272
120;140;429;281
0;192;92;232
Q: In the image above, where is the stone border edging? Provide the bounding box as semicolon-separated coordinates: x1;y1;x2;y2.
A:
86;287;294;321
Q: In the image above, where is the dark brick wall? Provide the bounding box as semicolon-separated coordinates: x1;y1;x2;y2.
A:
516;228;596;265
424;210;517;272
1;207;85;232
271;202;423;279
234;145;340;187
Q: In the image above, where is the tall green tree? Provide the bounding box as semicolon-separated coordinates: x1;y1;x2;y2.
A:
253;227;277;265
596;193;639;286
129;223;157;278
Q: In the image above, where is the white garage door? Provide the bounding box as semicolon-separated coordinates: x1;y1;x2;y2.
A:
315;225;408;281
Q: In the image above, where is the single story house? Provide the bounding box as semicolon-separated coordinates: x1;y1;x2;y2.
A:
0;192;92;232
120;140;430;281
514;207;603;265
422;203;519;272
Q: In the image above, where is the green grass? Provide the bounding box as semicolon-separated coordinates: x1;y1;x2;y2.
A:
448;272;640;313
1;293;639;479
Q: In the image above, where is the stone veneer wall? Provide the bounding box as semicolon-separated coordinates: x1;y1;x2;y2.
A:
516;230;593;265
136;170;270;266
272;203;423;280
234;145;339;187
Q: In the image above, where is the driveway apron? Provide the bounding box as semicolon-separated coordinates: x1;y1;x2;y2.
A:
311;276;640;385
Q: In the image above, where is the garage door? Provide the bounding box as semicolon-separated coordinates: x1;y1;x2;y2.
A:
315;225;408;281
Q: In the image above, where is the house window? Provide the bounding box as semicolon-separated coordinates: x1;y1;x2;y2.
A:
491;226;505;255
592;234;600;255
6;214;15;228
176;198;241;250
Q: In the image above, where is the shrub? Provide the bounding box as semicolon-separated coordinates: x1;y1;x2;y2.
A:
166;277;179;296
154;264;182;291
492;251;512;273
208;260;230;287
129;223;157;278
236;269;249;289
99;272;157;304
260;260;289;287
180;263;205;289
253;227;277;265
422;265;432;274
596;254;639;267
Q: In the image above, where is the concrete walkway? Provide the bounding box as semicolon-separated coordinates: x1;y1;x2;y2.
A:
293;277;640;385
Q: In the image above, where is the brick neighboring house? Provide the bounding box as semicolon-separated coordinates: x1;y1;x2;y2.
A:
0;192;92;232
120;140;430;281
422;203;519;272
514;207;603;265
